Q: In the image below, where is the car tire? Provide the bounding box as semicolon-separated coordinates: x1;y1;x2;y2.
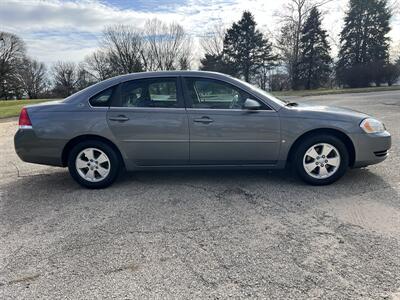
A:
68;140;120;189
293;135;349;185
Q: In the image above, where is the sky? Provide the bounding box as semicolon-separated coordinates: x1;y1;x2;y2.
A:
0;0;399;66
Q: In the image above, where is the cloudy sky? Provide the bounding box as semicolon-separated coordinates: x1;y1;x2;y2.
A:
1;0;399;66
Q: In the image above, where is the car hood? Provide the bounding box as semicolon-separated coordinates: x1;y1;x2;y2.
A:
281;102;370;122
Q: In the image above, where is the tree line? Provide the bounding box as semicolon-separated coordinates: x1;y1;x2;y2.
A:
1;0;400;100
201;0;400;90
0;19;192;99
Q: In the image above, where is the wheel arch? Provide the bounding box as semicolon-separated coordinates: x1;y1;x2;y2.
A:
287;128;356;167
61;134;125;168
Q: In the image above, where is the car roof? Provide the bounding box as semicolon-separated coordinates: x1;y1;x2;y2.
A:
114;70;232;80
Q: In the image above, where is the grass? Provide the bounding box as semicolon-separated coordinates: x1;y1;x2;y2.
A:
0;99;58;119
272;85;400;97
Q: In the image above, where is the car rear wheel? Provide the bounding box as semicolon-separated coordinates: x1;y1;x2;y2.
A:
293;135;349;185
68;140;120;189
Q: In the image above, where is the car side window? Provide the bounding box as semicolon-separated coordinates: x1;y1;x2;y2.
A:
120;78;178;108
89;87;114;107
183;78;255;109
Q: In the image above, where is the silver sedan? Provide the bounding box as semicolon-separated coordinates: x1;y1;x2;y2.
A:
14;71;391;188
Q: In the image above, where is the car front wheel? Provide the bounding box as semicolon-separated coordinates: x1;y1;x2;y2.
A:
68;140;120;189
294;135;349;185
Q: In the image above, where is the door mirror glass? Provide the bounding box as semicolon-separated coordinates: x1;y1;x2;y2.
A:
243;98;261;110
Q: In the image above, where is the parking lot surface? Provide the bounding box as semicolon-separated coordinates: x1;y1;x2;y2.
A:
0;91;399;299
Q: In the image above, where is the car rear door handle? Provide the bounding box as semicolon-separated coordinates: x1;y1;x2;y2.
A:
109;115;129;122
193;116;213;124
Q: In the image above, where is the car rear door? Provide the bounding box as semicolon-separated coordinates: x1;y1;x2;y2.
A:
107;77;189;166
182;77;281;165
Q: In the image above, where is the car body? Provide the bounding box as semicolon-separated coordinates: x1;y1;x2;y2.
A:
14;71;391;188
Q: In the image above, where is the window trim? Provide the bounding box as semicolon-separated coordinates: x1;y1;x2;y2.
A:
181;76;274;111
110;77;184;109
88;86;116;108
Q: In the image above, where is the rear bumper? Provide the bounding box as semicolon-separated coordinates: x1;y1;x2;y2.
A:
14;128;65;167
349;131;391;168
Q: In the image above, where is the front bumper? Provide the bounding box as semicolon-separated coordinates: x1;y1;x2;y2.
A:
14;128;65;167
350;131;391;168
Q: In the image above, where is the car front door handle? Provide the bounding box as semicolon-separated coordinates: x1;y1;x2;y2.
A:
109;115;129;122
193;117;213;124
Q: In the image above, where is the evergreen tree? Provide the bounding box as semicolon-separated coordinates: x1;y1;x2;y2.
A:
223;11;277;82
297;7;332;89
200;54;221;71
336;0;391;87
382;62;400;86
199;54;234;75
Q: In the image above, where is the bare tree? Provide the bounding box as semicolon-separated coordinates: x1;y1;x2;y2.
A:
275;0;332;89
199;23;230;73
102;24;144;74
52;62;80;97
276;21;297;86
179;56;191;70
19;57;48;99
84;50;113;81
200;22;226;57
388;0;400;15
76;63;96;90
143;19;192;71
0;32;26;99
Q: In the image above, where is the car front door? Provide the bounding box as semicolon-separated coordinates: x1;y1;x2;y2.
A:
107;77;189;166
182;77;281;165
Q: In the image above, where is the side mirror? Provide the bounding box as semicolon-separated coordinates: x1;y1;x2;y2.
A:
243;98;261;110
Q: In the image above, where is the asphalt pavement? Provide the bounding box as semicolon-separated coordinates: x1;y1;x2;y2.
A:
0;91;399;299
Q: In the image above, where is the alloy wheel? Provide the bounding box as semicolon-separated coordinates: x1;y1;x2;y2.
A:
75;147;110;182
302;143;341;179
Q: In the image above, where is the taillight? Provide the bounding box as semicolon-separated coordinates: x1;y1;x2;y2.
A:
19;107;32;129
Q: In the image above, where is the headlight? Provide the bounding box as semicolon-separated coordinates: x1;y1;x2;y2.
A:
360;118;385;134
